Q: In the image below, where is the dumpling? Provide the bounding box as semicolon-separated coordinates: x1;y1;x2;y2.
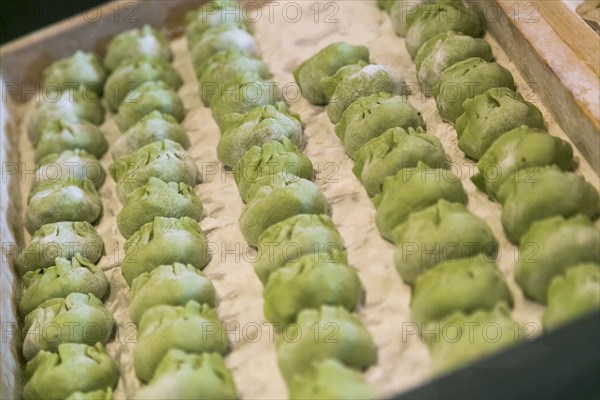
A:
456;88;545;159
389;0;435;37
320;62;367;103
117;177;204;239
34;118;108;162
352;127;448;196
43;51;106;95
121;217;211;286
335;93;425;158
514;215;600;303
185;1;250;45
293;42;370;105
35;149;106;189
393;200;498;285
435;58;515;122
375;162;467;241
103;25;172;72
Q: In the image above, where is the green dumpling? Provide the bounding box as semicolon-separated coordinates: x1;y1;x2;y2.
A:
190;25;259;72
22;293;114;360
34;118;108;162
104;55;183;111
116;81;185;132
35;149;106;189
336;93;425;158
435;58;515;122
43;51;106;95
134;301;228;382
109;139;201;202
514;215;600;303
393;200;498;285
103;25;172;72
233;137;313;202
264;254;362;327
23;343;118;400
472;126;575;201
389;0;435;37
500;166;599;243
135;350;237;400
405;1;483;58
19;255;109;316
210;81;284;131
112;111;190;160
117;177;204;239
198;50;271;105
216;102;304;168
25;179;102;234
185;1;250;45
276;306;376;385
543;263;600;329
352;127;448;196
18;221;104;275
426;304;523;375
415;31;493;94
411;254;512;324
375;162;468;241
293;42;370;105
320;62;367;102
289;359;375;400
456;88;545;159
66;388;112;400
129;263;217;325
377;0;396;12
27;88;104;144
327;64;410;123
121;217;211;286
254;214;347;285
239;178;330;244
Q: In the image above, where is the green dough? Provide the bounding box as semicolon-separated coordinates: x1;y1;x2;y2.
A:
117;177;204;239
35;149;106;189
405;1;483;58
198;50;271;106
66;388;113;400
435;58;515;122
129;263;217;325
190;25;259;73
415;31;493;94
426;304;523;375
264;254;362;327
27;88;104;144
210;81;284;131
112;111;190;160
109;139;201;203
254;214;347;285
186;1;250;45
327;64;410;123
335;93;425;158
216;102;304;168
514;215;600;303
233;137;313;202
472;126;575;201
34;118;108;162
23;343;118;400
276;306;376;385
134;301;228;382
104;55;183;111
43;51;106;95
389;0;435;37
121;217;211;286
499;166;599;243
456;88;545;159
289;359;375;400
25;179;102;234
116;81;185;132
375;162;467;241
22;293;114;360
135;350;237;399
352;127;448;196
239;178;330;244
103;25;172;72
20;255;109;316
543;263;600;329
320;62;367;103
411;254;512;323
393;200;498;285
294;42;370;105
377;0;396;12
18;221;104;275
